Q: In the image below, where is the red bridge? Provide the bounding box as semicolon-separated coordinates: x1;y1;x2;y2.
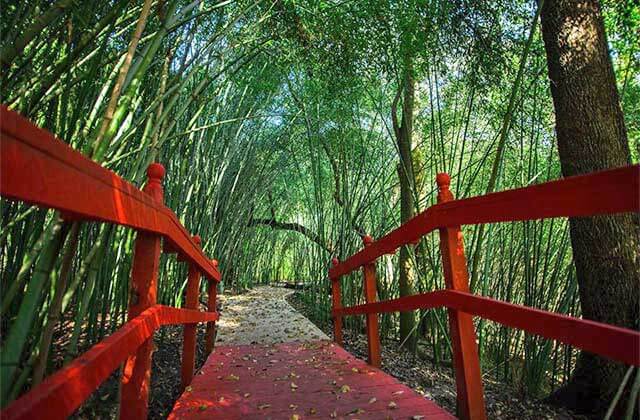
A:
1;106;639;419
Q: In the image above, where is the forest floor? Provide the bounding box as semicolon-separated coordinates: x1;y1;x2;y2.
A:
286;291;586;420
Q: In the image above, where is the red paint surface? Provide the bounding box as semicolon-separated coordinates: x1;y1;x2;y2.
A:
331;281;343;346
328;166;639;418
182;258;203;390
362;262;380;367
329;164;639;280
334;290;640;367
331;256;344;347
120;230;162;420
120;166;164;419
0;106;220;281
437;174;485;420
362;236;381;368
170;341;454;419
2;306;218;420
0;107;223;418
205;272;218;355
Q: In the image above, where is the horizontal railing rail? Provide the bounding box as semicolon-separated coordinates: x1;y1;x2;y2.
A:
334;290;639;366
0;106;220;281
0;107;221;420
2;306;219;420
329;167;640;420
329;165;638;280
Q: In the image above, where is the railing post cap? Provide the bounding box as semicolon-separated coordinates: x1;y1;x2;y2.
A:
147;163;166;182
363;234;373;246
192;235;201;246
331;257;339;266
211;259;219;268
436;172;450;189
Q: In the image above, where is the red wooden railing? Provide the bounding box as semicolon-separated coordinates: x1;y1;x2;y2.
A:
329;168;640;420
0;106;221;420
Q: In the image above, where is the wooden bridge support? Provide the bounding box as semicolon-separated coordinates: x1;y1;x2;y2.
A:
362;235;381;367
331;258;343;346
205;260;218;354
436;173;486;420
120;163;165;420
181;236;202;390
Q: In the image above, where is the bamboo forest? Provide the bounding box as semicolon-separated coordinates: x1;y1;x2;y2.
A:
0;0;639;419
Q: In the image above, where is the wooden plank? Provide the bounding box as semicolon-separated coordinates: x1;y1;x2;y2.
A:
120;231;161;419
362;235;381;367
329;165;639;280
120;165;164;419
0;106;220;281
333;289;640;366
181;236;202;390
170;341;453;419
330;258;343;346
1;306;218;420
436;173;485;420
205;263;218;354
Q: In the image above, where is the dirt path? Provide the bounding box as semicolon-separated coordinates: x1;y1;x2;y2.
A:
215;286;329;345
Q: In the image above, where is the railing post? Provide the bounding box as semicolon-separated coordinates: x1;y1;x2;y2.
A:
204;259;218;355
362;235;381;367
436;173;486;420
180;235;201;390
331;258;343;346
120;163;165;420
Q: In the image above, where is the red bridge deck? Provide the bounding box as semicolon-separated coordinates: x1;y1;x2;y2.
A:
170;340;454;419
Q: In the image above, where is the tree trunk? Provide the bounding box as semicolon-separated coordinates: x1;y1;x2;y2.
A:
539;0;640;416
393;61;417;350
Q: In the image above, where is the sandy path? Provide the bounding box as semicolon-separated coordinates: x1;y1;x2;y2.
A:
215;286;329;345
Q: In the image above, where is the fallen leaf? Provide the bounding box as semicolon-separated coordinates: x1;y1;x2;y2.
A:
290;415;301;420
330;410;338;418
225;374;240;381
218;396;225;403
351;367;359;373
258;404;271;410
340;385;351;393
411;416;425;420
289;404;298;409
185;386;193;392
309;407;317;414
391;390;404;396
388;401;397;409
290;382;298;390
347;408;365;415
243;393;250;398
198;404;207;411
368;397;377;404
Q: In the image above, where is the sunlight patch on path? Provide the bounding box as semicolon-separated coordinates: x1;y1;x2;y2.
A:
215;286;329;345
